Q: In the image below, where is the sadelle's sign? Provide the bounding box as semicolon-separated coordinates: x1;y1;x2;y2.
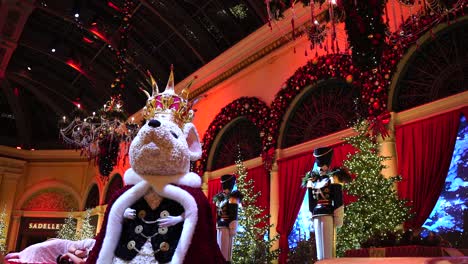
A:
28;223;64;230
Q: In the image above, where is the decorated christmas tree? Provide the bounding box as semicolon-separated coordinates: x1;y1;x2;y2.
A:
76;209;95;240
0;205;7;254
232;159;279;263
57;212;77;240
336;120;411;256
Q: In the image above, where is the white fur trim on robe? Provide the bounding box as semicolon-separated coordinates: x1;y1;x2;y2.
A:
97;169;200;264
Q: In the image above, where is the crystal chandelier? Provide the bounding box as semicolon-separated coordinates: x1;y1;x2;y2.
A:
59;94;140;178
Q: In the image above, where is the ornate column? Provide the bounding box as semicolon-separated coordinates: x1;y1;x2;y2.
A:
378;112;398;179
202;171;211;196
94;205;107;234
6;212;21;252
75;211;83;235
269;160;280;257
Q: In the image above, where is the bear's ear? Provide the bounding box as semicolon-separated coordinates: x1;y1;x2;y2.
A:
183;123;202;161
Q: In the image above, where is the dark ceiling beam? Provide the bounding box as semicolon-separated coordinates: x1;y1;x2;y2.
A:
28;5;128;93
129;25;192;75
215;1;246;37
8;51;108;110
0;1;35;78
197;9;231;47
157;0;222;56
0;78;31;148
19;43;108;97
7;72;68;115
71;3;143;86
126;30;167;72
145;0;223;60
245;0;268;23
140;0;206;64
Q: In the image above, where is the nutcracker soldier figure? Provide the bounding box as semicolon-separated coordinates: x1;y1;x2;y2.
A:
213;174;241;263
306;147;349;260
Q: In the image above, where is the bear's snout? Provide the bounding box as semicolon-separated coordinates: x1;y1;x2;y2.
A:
148;119;161;128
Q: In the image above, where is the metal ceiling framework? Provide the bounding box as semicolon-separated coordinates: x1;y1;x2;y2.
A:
0;0;267;149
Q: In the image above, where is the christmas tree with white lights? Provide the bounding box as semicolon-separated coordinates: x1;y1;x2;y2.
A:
232;159;279;263
76;209;95;240
336;120;411;256
0;205;7;254
57;212;77;240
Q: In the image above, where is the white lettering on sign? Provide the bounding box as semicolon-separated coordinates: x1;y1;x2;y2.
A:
28;223;63;230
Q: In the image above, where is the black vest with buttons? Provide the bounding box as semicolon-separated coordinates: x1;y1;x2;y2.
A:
308;176;343;217
114;197;184;262
214;192;238;227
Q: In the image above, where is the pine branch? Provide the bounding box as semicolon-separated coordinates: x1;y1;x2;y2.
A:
0;205;7;254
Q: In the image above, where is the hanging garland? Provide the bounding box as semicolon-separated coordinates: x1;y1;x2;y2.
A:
95;0;138;180
341;0;388;70
194;97;270;176
111;0;136;90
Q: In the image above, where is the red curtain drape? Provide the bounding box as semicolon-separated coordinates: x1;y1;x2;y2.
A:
396;108;463;228
208;177;222;225
276;152;315;263
330;143;357;168
246;165;271;218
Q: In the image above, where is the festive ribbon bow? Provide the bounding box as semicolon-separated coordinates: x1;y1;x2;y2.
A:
368;110;391;139
261;147;276;171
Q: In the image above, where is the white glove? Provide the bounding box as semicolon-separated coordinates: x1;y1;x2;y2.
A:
123;208;136;220
334;206;344;228
157;215;184;227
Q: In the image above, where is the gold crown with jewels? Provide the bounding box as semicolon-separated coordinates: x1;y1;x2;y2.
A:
141;65;195;128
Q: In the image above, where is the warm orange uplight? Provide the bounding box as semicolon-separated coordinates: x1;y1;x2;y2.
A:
66;60;84;74
89;28;109;43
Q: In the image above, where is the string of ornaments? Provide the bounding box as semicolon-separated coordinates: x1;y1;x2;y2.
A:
110;0;136;91
97;0;139;178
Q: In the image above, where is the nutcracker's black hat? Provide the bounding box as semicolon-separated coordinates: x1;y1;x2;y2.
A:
313;147;333;167
220;174;236;190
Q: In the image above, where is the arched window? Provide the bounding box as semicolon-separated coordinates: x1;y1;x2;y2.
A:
391;20;468;111
208;117;262;171
279;79;361;149
84;184;99;209
105;174;123;204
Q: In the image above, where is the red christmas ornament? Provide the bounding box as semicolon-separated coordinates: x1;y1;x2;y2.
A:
346;74;353;83
373;101;380;109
